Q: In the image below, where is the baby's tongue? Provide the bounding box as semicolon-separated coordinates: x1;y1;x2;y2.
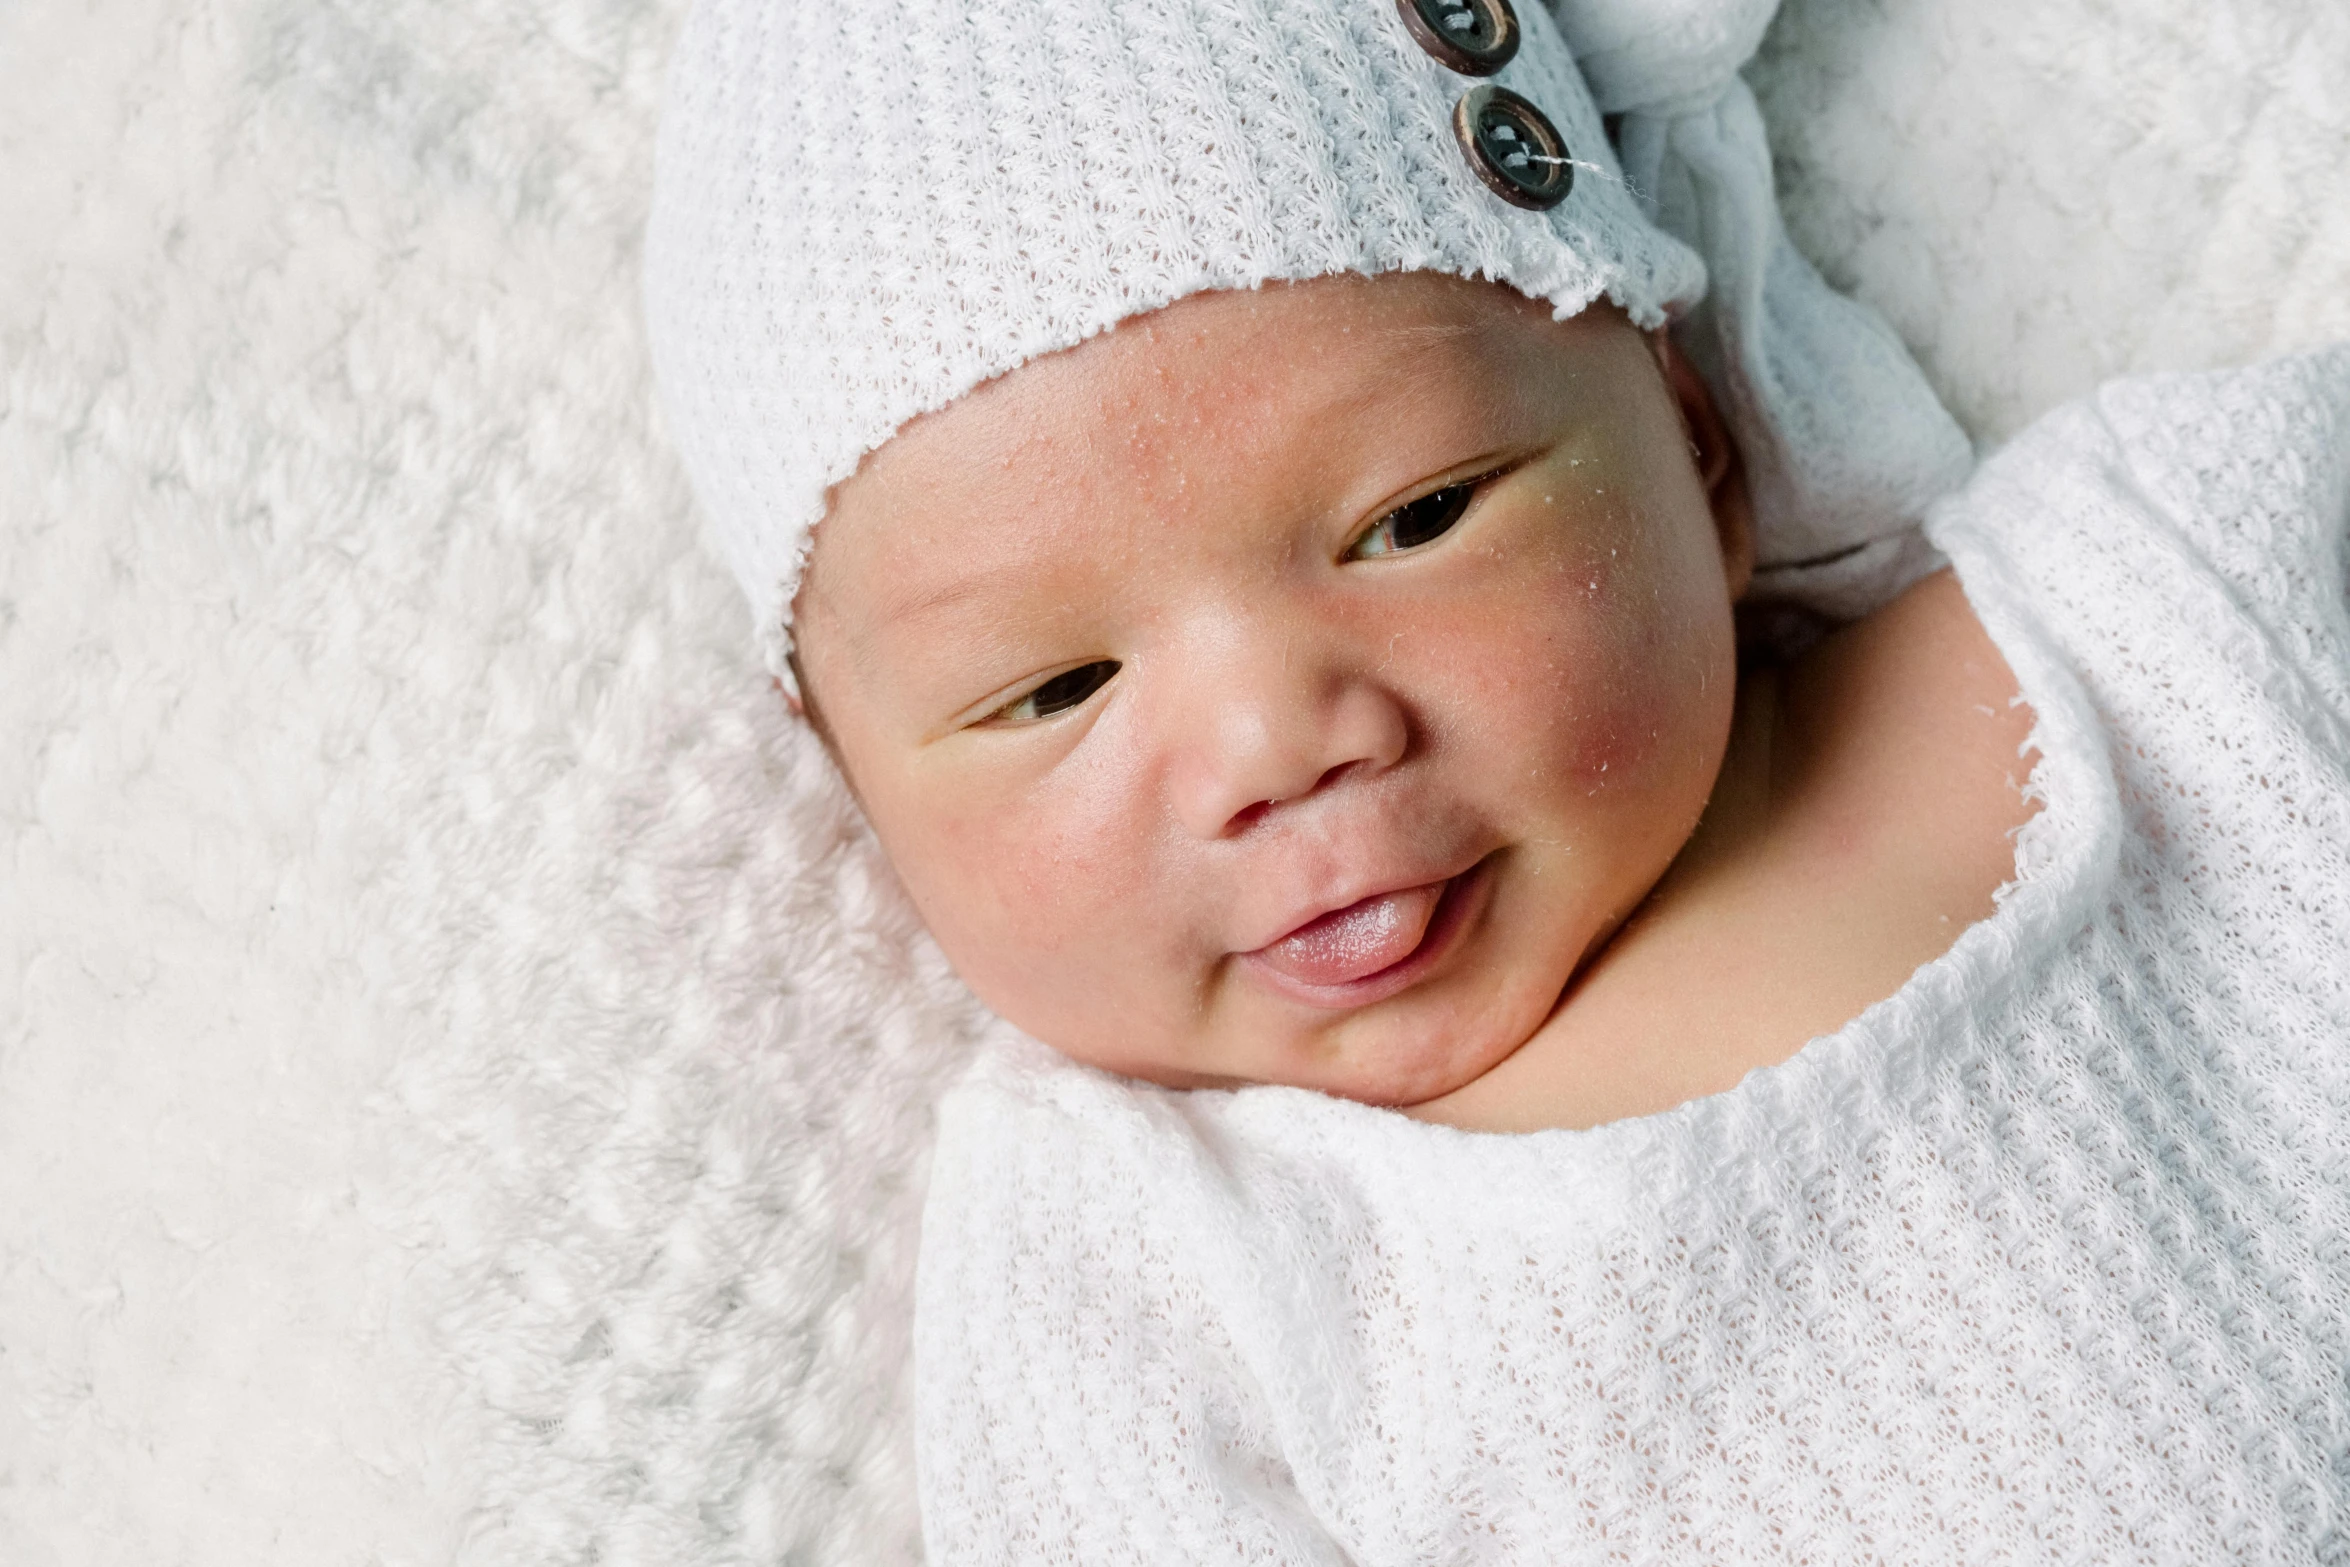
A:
1256;884;1443;987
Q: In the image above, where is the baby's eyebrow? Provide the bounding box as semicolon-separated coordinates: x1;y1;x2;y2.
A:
878;574;988;624
863;559;1045;634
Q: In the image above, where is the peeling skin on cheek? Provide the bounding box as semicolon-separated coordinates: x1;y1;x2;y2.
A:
1532;469;1708;795
1566;695;1661;793
1457;572;1656;800
1571;596;1682;789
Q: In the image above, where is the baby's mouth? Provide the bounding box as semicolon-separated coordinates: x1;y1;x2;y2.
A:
1238;856;1497;1009
1254;882;1449;988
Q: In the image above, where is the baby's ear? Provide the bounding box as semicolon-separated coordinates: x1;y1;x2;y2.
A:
1649;330;1755;602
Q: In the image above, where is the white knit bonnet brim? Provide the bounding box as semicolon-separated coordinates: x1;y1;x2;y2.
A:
645;0;1972;694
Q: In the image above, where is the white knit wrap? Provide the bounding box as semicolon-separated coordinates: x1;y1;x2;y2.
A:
644;0;1972;687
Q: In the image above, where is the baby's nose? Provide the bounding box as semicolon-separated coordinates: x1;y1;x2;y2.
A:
1165;666;1409;840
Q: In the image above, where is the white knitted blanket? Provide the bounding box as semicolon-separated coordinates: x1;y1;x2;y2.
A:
916;345;2350;1562
3;0;2347;1563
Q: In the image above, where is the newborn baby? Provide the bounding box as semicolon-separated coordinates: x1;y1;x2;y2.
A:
648;0;2350;1557
794;273;2033;1132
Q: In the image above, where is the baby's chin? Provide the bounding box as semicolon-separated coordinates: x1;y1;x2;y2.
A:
1245;875;1595;1106
1213;973;1562;1109
1037;977;1539;1105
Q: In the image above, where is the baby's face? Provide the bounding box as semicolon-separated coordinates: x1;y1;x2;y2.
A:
796;272;1749;1105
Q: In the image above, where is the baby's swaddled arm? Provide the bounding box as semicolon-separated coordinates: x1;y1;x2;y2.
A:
1942;343;2350;740
915;1050;1351;1566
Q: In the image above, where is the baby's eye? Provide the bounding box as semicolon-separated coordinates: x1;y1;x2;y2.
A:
993;660;1120;723
1347;482;1476;559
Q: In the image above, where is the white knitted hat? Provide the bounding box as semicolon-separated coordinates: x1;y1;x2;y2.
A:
645;0;1971;689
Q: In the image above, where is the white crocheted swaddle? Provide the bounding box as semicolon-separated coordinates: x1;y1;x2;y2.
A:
914;347;2350;1562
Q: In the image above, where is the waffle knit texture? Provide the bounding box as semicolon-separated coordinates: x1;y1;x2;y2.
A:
913;345;2350;1562
643;0;1971;689
11;0;2350;1556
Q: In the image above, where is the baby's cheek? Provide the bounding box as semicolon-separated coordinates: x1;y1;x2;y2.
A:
946;760;1205;1066
922;755;1156;966
1439;568;1683;795
1583;593;1720;788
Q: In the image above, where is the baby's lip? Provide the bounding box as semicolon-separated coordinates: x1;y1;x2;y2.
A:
1238;858;1494;1010
1251;882;1447;988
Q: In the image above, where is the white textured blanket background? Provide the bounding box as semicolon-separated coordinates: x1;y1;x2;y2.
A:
0;0;2343;1559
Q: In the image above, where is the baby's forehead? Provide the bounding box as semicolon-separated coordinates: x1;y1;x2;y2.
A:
801;276;1645;641
834;273;1619;517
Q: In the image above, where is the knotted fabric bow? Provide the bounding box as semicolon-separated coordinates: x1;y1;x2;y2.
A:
1555;0;1974;616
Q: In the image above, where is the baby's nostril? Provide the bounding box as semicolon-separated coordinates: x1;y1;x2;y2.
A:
1229;799;1274;833
1314;759;1363;796
1228;763;1354;834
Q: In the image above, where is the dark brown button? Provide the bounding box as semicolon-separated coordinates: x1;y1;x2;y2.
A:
1395;0;1519;77
1452;85;1572;210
